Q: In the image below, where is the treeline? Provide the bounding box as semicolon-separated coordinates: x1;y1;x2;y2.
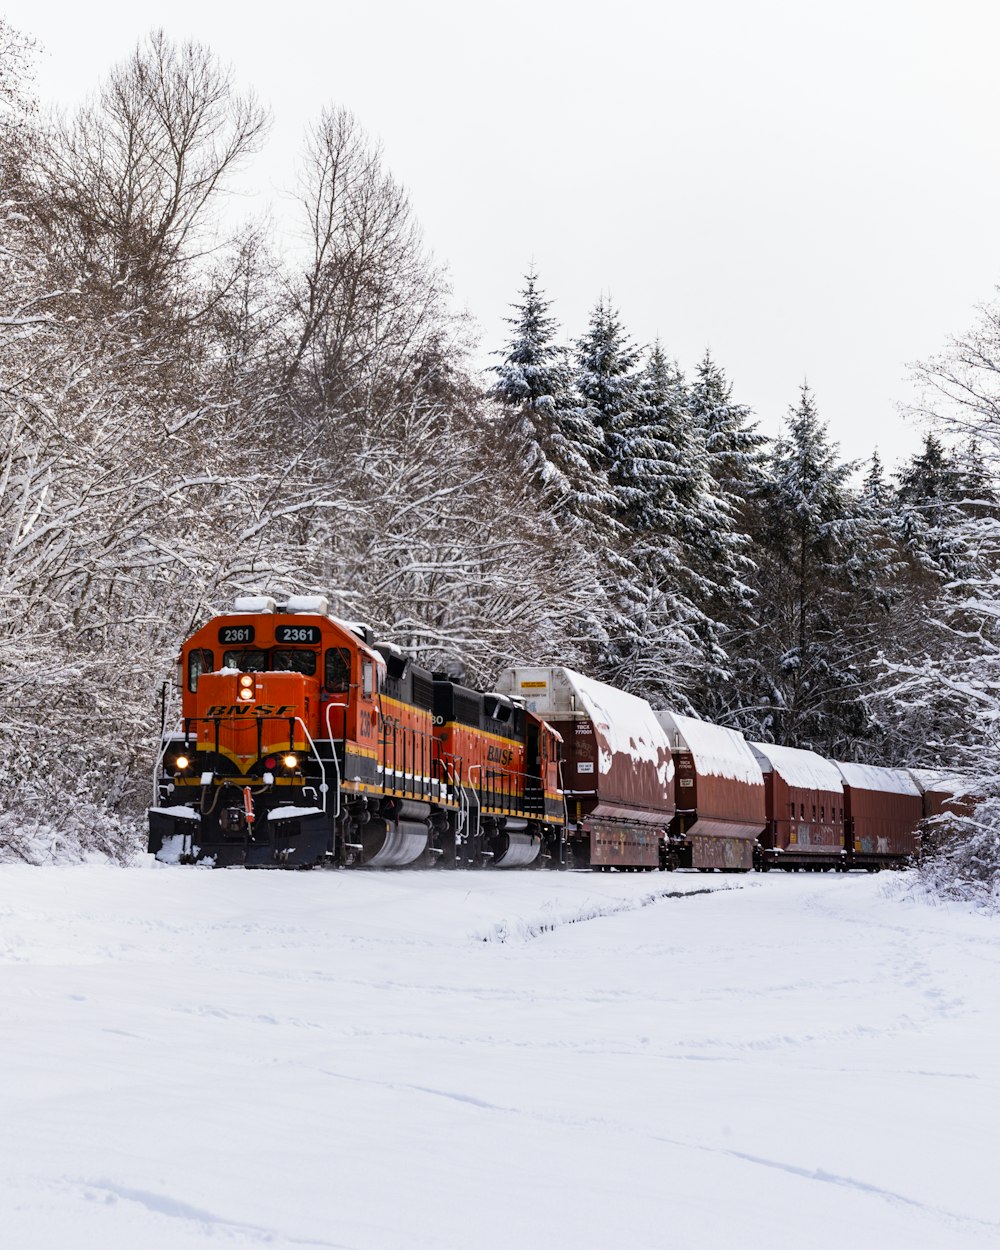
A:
1;23;998;870
490;274;995;763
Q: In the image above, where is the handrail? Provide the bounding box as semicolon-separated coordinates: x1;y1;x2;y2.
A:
322;703;343;820
152;717;185;805
158;711;334;818
468;764;545;816
294;716;328;815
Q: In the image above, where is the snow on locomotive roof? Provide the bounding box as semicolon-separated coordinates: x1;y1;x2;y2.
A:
329;615;375;640
750;742;844;793
496;665;672;781
656;711;763;786
232;595;276;613
834;761;921;798
285;594;329;615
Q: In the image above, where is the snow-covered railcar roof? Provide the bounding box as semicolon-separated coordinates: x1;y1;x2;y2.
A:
657;711;763;787
907;768;972;798
750;742;844;794
497;666;672;780
834;761;921;798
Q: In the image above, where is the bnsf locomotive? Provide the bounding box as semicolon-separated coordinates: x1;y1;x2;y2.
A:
149;597;962;870
149;595;566;868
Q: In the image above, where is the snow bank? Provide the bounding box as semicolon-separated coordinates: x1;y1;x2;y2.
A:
0;867;997;1250
0;806;138;867
751;742;844;793
835;761;921;797
657;711;763;786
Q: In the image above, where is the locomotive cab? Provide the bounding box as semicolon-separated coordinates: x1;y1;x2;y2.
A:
151;594;389;867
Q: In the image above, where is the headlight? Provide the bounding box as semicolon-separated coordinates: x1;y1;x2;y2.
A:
283;754;298;769
239;675;254;689
175;755;190;770
238;689;254;701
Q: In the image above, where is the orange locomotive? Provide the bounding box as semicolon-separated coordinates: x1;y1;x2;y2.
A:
149;595;566;869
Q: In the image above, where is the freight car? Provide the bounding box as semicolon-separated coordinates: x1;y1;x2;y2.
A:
908;769;975;822
751;743;847;870
834;762;923;870
654;711;766;869
149;596;566;869
496;666;674;870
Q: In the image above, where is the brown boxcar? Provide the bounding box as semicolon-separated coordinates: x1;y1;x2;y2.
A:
907;769;976;821
656;711;765;870
497;666;673;869
750;743;846;870
834;762;923;868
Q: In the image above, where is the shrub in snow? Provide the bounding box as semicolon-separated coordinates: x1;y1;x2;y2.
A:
0;799;138;866
916;800;1000;910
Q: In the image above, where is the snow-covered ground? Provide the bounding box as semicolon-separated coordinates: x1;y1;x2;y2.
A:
1;865;997;1249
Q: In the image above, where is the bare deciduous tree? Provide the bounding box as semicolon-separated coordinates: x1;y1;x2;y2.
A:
37;29;268;317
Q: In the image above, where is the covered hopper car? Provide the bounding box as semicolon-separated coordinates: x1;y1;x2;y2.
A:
834;762;923;869
751;743;846;870
496;666;674;870
656;710;766;870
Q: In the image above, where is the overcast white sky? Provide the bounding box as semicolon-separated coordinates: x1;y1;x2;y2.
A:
8;0;1000;466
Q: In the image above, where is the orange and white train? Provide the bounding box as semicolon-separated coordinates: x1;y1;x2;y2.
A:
149;596;967;870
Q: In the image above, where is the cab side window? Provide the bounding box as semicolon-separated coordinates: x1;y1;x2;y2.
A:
362;661;374;698
188;648;214;692
324;647;351;693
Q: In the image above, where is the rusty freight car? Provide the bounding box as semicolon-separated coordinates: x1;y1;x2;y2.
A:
497;666;674;870
834;762;923;869
655;711;766;870
750;743;846;870
907;769;976;821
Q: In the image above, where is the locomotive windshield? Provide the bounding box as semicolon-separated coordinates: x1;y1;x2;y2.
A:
222;648;318;676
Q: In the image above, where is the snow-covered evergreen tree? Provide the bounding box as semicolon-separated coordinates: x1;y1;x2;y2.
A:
491;276;614;533
738;385;888;751
597;342;702;700
689;350;767;497
490;268;566;415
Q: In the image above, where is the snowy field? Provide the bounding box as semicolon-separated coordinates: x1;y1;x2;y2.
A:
1;865;998;1250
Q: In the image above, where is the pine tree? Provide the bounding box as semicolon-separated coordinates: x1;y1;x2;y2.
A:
664;351;761;719
742;385;886;751
600;343;702;700
489;268;567;419
894;434;971;578
862;448;888;509
689;350;767;497
490;274;612;531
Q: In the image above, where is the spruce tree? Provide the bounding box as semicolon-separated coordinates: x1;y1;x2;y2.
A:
894;433;971;578
490;273;612;531
689;350;767;497
742;385;885;752
602;343;703;700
